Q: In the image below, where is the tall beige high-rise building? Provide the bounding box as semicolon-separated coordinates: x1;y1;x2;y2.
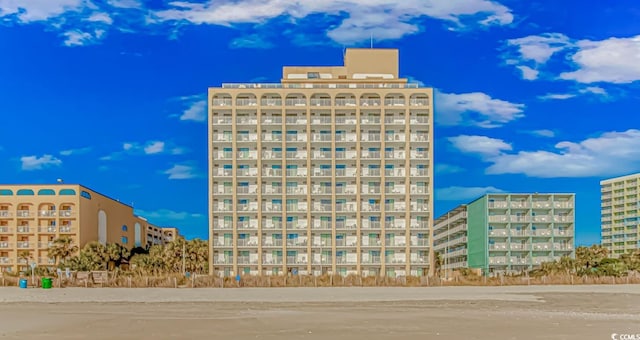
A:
601;173;640;257
208;48;433;277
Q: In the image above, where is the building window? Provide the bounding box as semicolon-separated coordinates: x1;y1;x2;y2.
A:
17;189;34;196
307;72;320;79
80;191;92;199
122;225;128;232
59;189;77;195
37;189;56;196
0;189;13;196
121;236;128;244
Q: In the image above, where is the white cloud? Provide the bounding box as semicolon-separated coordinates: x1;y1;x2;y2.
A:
62;29;105;47
455;130;640;178
0;0;83;22
435;164;465;174
108;0;142;9
529;129;555;138
163;164;199;179
436;186;505;201
179;99;206;122
20;154;62;171
449;135;512;156
436;90;525;128
230;34;274;49
153;0;514;44
143;141;165;155
516;66;539;80
538;93;576;100
59;147;92;156
578;86;607;96
506;33;573;64
86;12;113;24
560;35;640;83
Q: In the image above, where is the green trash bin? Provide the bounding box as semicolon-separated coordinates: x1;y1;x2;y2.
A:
41;277;52;289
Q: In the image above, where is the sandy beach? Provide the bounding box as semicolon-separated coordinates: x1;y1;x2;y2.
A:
1;285;639;339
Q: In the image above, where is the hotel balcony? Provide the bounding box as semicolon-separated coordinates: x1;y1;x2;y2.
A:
489;243;508;251
212;117;233;125
261;98;282;106
261;117;283;125
59;226;74;233
17;226;33;233
237;221;259;230
410;203;429;212
0;241;12;249
532;243;553;250
489;256;507;265
262;238;284;247
38;241;54;249
335;186;357;195
532;257;554;265
361;221;381;230
213;169;233;177
310;98;332;106
237;151;258;160
286;151;307;160
361;117;381;124
360;99;381;106
410;133;429;142
335;98;357;107
214;257;233;265
237;169;259;177
212;99;232;106
554;244;573;251
285;134;307;142
384;99;406;107
38;226;57;233
17;241;30;249
236;117;258;125
16;210;32;218
489;229;509;237
335;169;357;177
236;98;258;106
335;151;358;160
361;134;381;142
362;256;382;265
411;239;429;247
236;134;258;142
237;256;259;265
285;98;307;106
409;99;429;106
361;203;381;212
385;133;406;142
0;257;12;264
263;203;282;212
409;116;429;124
335;134;357;142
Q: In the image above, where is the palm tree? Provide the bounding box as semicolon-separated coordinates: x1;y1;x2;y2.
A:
186;238;208;274
82;242;108;270
106;243;129;270
433;252;442;277
47;236;78;264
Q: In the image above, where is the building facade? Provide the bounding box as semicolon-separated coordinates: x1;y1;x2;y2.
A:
209;48;433;277
434;193;575;276
145;225;180;248
601;173;640;257
0;184;165;273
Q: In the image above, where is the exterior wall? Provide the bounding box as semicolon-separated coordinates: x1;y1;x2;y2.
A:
467;197;488;273
0;184;164;273
145;225;179;247
601;173;640;257
209;48;433;277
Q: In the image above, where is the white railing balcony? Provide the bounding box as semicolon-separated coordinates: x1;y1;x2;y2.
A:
261;99;282;106
262;151;282;159
362;151;381;159
553;216;573;222
386;222;406;229
335;203;356;212
335;99;357;106
310;99;331;106
509;243;528;250
212;99;232;106
212;134;233;142
59;226;73;233
263;204;282;212
0;227;8;233
410;99;429;106
262;221;281;229
386;134;406;142
360;99;381;106
17;241;30;249
286;98;307;106
212;118;233;124
286;169;307;177
237;239;258;247
286;239;307;247
263;134;283;142
312;204;333;212
361;117;381;124
0;257;11;264
335;169;357;177
510;202;528;208
384;99;405;106
286;203;307;212
313;169;332;176
237;222;258;230
335;186;357;195
411;222;429;230
237;169;259;177
531;201;552;208
532;257;554;265
285;134;307;142
287;118;307;125
236;186;258;194
362;186;381;194
215;257;233;265
284;151;305;159
0;242;11;249
262;239;284;247
214;169;233;177
16;210;31;217
261;117;283;125
312;186;332;194
410;186;427;194
489;229;509;237
362;204;381;212
236;99;258;106
489;243;508;250
489;256;507;265
313;151;332;159
410;116;429;124
362;256;381;264
238;203;259;212
236;134;258;142
410;134;429;142
236;117;257;124
553;202;574;208
237;151;258;159
532;243;553;250
509;257;529;265
17;226;31;233
362;168;381;176
411;203;429;212
553;229;572;236
385;169;405;177
237;256;258;265
38;226;57;233
531;215;552;222
554;244;573;251
488;215;508;223
410;151;428;159
362;134;381;142
311;117;332;124
362;221;381;229
312;134;332;142
213;152;232;160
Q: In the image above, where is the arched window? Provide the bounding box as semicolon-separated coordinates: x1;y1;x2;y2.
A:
121;236;128;244
38;189;56;196
17;189;34;196
122;225;128;232
59;189;76;195
0;189;13;196
80;191;92;199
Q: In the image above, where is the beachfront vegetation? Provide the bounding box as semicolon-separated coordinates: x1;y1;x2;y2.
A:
531;245;640;277
46;236;208;274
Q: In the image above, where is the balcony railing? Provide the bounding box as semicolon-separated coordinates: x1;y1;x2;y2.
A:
17;241;30;249
261;99;282;106
310;99;331;106
285;99;306;106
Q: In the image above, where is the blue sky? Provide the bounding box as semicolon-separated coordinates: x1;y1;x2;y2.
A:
1;0;639;244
